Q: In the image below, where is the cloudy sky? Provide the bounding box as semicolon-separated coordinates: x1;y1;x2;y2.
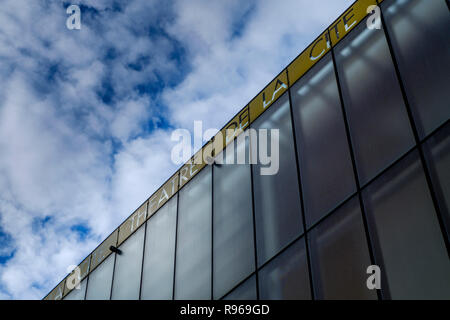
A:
0;0;353;299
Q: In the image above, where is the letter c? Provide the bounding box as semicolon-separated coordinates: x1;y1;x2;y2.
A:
310;37;326;61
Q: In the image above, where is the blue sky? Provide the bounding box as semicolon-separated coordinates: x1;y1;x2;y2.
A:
0;0;353;299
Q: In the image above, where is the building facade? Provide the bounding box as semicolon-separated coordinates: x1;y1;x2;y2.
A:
45;0;450;300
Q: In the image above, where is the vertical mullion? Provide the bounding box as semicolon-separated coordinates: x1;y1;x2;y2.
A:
328;26;386;300
172;175;180;300
376;0;450;254
138;202;149;300
211;164;214;300
248;134;260;300
286;69;315;300
109;247;118;300
82;255;92;300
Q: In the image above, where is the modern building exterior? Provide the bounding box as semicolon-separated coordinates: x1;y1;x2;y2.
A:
45;0;450;300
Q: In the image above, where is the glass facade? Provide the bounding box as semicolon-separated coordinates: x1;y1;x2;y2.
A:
259;238;311;300
64;279;87;300
251;93;304;267
213;139;255;299
291;53;356;227
222;275;257;301
141;194;177;300
57;0;449;301
363;150;450;299
85;254;114;300
334;16;415;186
381;0;450;138
111;226;145;300
174;166;212;300
423;123;450;242
309;196;376;300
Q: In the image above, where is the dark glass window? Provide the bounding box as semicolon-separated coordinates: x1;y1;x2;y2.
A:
222;275;257;300
251;92;304;267
309;196;376;300
291;52;356;227
335;18;415;185
363;150;450;299
381;0;450;138
85;253;114;300
423;122;450;242
213;138;255;299
175;166;212;299
258;238;311;300
111;226;145;300
141;194;178;300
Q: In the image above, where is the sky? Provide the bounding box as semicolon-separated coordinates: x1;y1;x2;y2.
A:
0;0;354;299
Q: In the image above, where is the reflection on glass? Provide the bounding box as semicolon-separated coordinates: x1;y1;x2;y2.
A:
381;0;450;137
213;138;255;299
222;275;257;300
85;253;114;300
423;123;450;242
141;194;177;300
259;238;311;300
175;166;212;299
335;18;415;185
363;150;450;299
309;196;376;300
291;53;356;227
111;226;145;300
251;92;304;267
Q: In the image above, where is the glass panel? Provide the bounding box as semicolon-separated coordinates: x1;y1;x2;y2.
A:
85;253;114;300
64;278;87;300
309;196;377;300
222;275;257;300
363;150;450;299
423;122;450;242
259;238;311;300
90;230;118;271
141;194;177;300
291;52;356;227
111;226;145;300
251;92;304;267
174;166;212;299
381;0;450;138
213;138;255;299
335;18;415;185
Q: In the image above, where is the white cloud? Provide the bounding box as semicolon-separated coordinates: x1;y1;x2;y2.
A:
111;130;179;217
0;0;177;299
110;97;151;142
163;0;354;132
0;0;354;299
